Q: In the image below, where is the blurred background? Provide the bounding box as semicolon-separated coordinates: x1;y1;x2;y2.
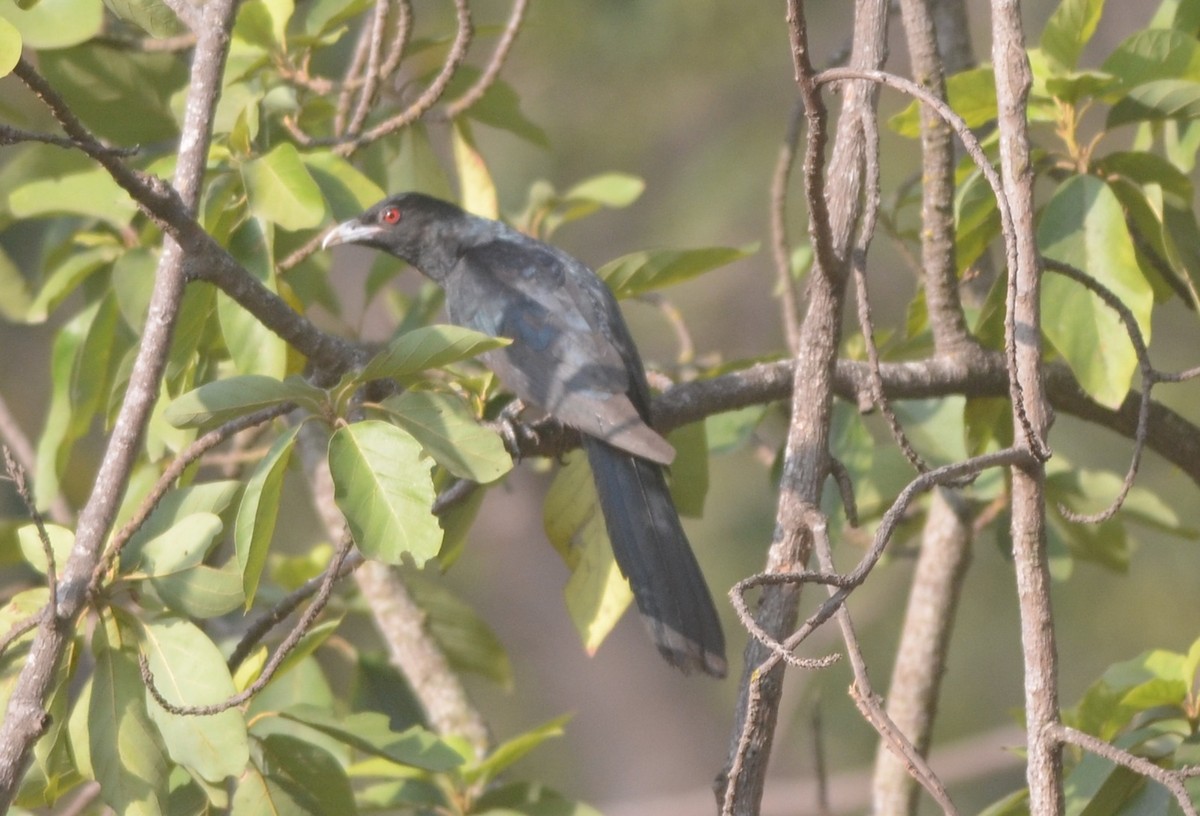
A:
3;1;1199;813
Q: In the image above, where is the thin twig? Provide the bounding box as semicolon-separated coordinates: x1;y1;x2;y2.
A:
3;449;56;615
808;510;959;814
144;533;354;715
0;617;39;661
444;0;530;118
90;404;294;594
345;0;392;136
335;0;474;156
815;66;1050;461
847;94;929;473
227;550;364;672
0;124;138;155
1042;259;1151;524
1050;724;1198;816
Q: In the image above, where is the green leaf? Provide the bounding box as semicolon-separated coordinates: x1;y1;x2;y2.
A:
463;715;570;787
1102;28;1200;88
1040;0;1105;71
220;218;287;378
295;0;371;37
279;705;462;771
705;404;768;454
302;151;386;220
1063;754;1142;816
0;0;102;49
1038;175;1153;408
16;523;73;576
328;421;442;566
152;562;245;619
360;324;509;382
454;71;548;147
0;16;18;78
256;734;357;815
543;450;632;654
111;248;159;334
1105;177;1200;308
597;244;757;299
1109;79;1200;127
955;168;1002;273
127;512;224;578
139;617;249;781
380;391;512;483
76;292;135;427
473;781;603;816
9;167;138;228
889;66;997;137
165;374;318;428
235;423;301;608
38;45;185;144
1043;70;1119;104
34;305;92;506
102;0;183;37
0;245;31;321
452;118;499;219
406;570;513;686
531;173;646;238
241;143;326;231
90;627;169;816
565;173;644;210
24;245;117;323
120;481;241;569
1094;150;1193;203
269;617;343;686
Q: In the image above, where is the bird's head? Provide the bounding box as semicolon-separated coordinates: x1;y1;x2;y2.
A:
322;193;471;276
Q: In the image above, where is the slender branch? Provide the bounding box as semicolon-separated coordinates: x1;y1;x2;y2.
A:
1042;259;1152;524
872;488;974;815
3;448;56;613
1050;724;1198;816
0;124;137;155
345;0;392;136
898;0;975;353
814;65;1047;460
144;534;354;715
227;550;365;672
0;3;240;804
0;617;39;661
0;393;73;525
847;93;930;473
808;510;960;815
444;0;530;118
334;15;377;136
90;404;294;594
990;2;1062;813
335;0;473;156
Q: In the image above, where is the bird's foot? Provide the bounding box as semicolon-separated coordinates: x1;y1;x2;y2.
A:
496;399;538;460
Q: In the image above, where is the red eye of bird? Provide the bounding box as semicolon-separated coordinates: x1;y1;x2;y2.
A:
381;206;401;225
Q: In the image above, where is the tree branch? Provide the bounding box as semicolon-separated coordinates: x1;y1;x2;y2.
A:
0;2;240;804
990;1;1062;812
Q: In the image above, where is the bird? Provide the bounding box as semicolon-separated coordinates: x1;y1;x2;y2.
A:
322;192;727;677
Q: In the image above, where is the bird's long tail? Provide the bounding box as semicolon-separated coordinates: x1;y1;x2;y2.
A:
583;437;727;677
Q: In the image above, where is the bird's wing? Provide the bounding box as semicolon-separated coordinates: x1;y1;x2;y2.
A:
446;239;675;465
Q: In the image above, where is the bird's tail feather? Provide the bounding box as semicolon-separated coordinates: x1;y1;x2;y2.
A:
584;437;727;677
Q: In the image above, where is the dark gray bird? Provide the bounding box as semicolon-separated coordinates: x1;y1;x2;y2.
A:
323;193;726;677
